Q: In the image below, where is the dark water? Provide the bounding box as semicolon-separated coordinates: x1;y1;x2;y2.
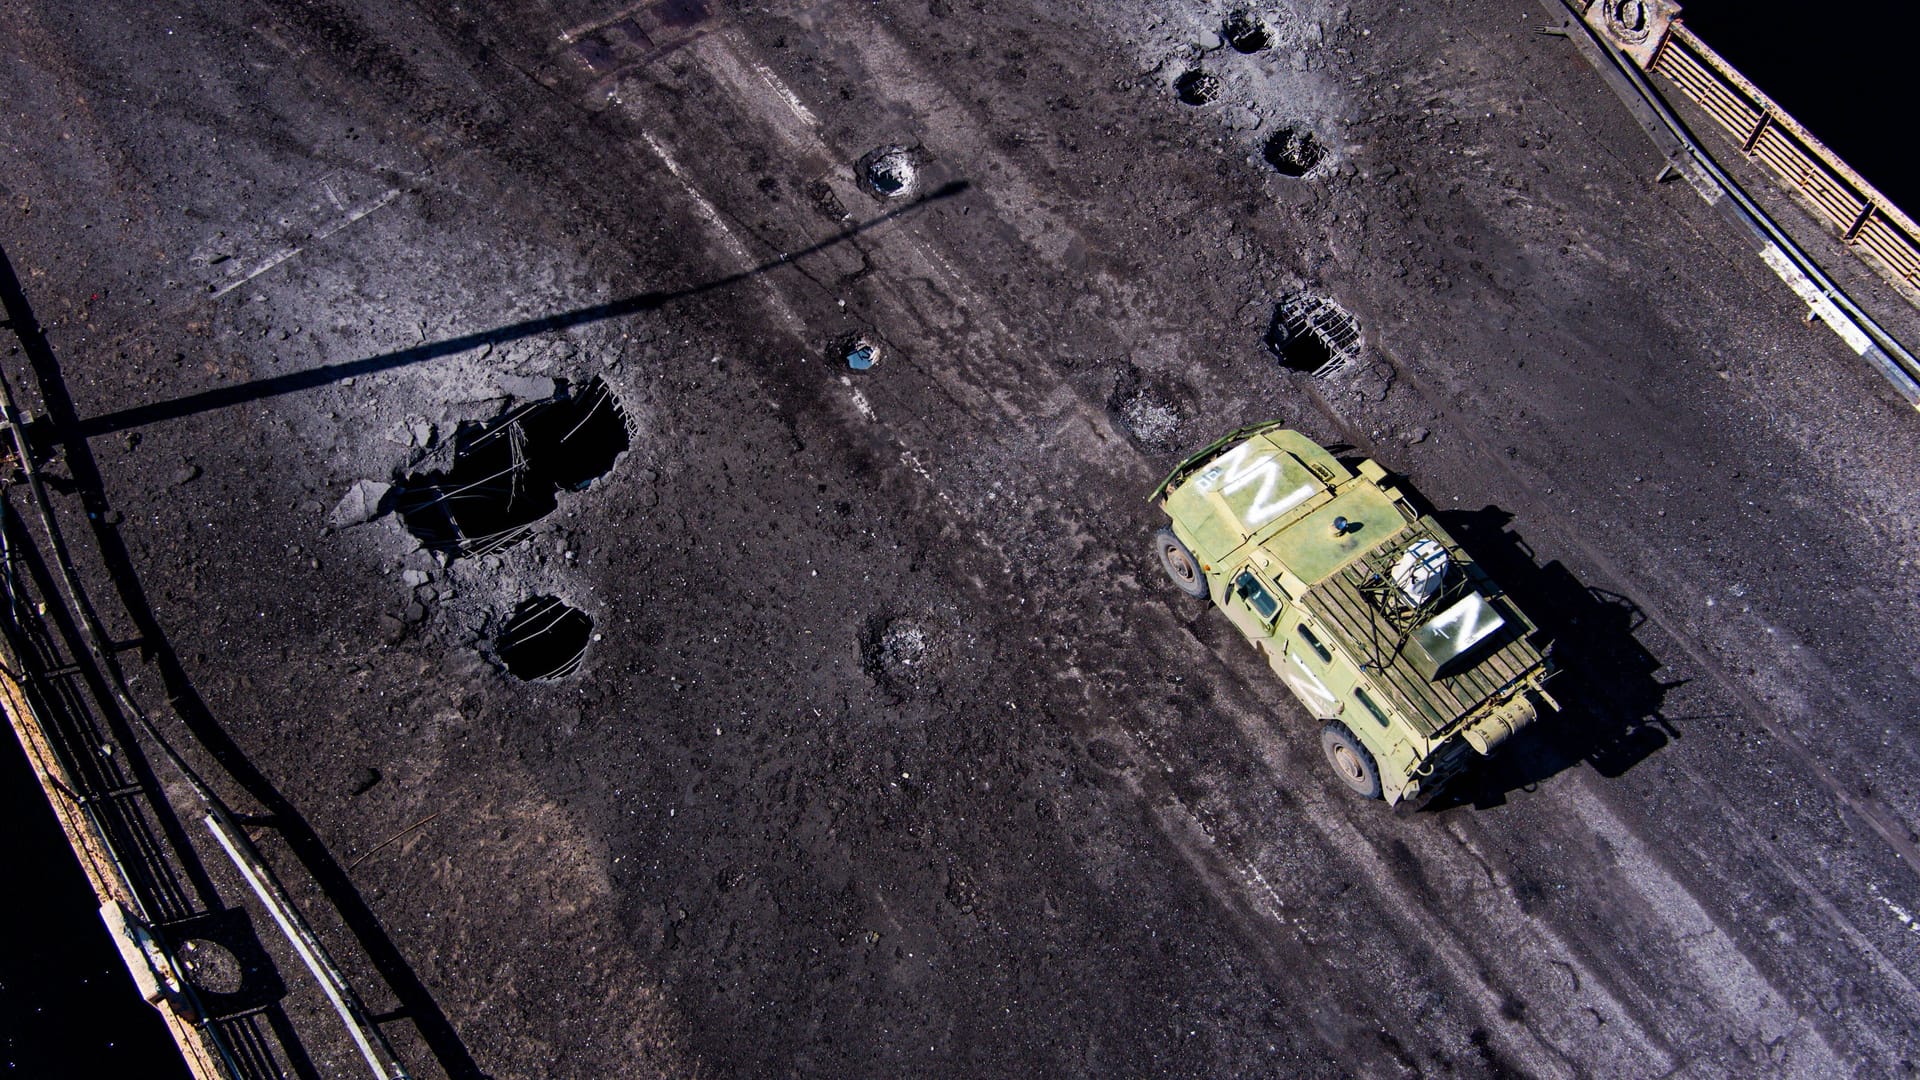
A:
1679;1;1920;213
0;729;190;1078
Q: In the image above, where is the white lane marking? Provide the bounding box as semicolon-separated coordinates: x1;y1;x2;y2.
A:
1234;855;1288;916
840;375;876;421
899;449;936;485
556;3;649;44
1868;882;1920;934
640;132;729;232
636;130;803;331
211;188;400;299
752;61;816;127
1178;603;1675;1072
1567;785;1844;1077
686;36;821;151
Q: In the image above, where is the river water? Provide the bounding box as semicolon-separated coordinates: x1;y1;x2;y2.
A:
1679;1;1920;213
0;730;188;1078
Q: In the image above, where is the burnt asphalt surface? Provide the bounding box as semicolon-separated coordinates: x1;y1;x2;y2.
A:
3;0;1919;1076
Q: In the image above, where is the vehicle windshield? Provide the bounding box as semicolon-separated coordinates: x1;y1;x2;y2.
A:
1233;569;1282;622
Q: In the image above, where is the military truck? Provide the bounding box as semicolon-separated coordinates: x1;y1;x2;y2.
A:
1149;422;1557;806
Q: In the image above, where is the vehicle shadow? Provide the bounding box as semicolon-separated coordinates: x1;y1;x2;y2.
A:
1420;506;1680;811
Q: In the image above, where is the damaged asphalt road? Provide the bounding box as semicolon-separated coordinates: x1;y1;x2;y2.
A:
3;0;1918;1076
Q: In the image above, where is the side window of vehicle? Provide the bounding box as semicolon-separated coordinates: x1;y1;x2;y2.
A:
1231;569;1281;622
1297;623;1333;664
1355;687;1392;728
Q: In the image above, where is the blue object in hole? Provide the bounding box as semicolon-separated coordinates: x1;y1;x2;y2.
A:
847;342;877;370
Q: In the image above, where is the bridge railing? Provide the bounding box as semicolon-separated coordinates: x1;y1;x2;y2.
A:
1582;1;1920;306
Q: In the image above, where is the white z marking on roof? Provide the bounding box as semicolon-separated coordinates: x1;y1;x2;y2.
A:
1206;444;1316;528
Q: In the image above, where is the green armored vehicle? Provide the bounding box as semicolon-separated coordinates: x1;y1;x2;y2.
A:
1150;423;1557;806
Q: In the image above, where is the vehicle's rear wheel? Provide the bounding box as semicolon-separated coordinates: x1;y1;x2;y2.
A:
1320;723;1382;799
1154;527;1209;598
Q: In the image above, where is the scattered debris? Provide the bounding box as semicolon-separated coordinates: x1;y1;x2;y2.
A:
863;616;927;677
857;145;920;200
330;479;393;528
1118;392;1182;450
494;595;594;681
1223;11;1271;53
393;378;629;558
406;416;437;448
859;614;946;700
1266;292;1363;376
804;176;850;221
879;621;927;669
1108;365;1184;451
348;811;443;870
495;373;558;401
1262;125;1326;177
1174;70;1220;106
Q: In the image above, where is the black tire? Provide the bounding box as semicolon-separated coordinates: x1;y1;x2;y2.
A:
1320;723;1382;800
1154;527;1209;598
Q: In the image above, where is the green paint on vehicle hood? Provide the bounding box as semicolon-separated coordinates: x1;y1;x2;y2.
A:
1159;428;1340;566
1266;483;1405;585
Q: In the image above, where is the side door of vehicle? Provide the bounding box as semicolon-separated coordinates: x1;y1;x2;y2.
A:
1220;564;1288;664
1286;618;1409;773
1276;616;1345;720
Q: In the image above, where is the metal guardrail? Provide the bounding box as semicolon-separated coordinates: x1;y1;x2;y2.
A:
0;248;414;1079
0;477;244;1080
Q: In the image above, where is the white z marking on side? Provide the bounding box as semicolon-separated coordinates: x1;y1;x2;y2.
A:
1280;655;1338;716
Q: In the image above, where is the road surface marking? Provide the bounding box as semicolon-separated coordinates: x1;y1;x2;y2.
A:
211;188;399;299
752;61;816;127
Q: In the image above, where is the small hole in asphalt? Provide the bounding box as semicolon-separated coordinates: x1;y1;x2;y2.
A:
1175;70;1220;106
1262;126;1326;176
1266;292;1362;376
858;146;917;199
1224;12;1271;53
496;596;594;681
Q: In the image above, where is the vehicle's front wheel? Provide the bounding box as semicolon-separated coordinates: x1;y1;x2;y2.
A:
1154;527;1209;598
1320;723;1382;799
